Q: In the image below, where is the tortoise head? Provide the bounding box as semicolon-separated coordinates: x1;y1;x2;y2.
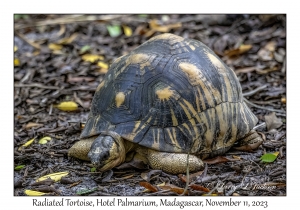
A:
88;132;126;171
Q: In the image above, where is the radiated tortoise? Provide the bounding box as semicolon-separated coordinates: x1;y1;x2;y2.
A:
68;33;263;174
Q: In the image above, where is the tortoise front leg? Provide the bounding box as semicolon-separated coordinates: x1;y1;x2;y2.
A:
146;149;204;174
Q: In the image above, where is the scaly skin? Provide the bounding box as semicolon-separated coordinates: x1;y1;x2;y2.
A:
68;132;205;174
68;130;262;174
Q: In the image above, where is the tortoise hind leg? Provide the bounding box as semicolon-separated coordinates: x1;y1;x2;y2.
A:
146;149;204;174
234;130;263;151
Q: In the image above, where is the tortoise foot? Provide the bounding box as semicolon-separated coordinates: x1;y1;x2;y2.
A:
147;149;204;174
234;130;263;151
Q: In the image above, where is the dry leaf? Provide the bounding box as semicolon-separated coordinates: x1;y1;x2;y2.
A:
81;123;85;129
140;170;161;182
48;43;63;51
101;170;114;182
97;68;109;74
36;171;69;182
67;76;95;83
170;187;186;195
256;67;279;74
32;186;60;194
235;66;256;74
159;183;187;195
157;182;166;187
123;25;132;37
139;181;158;192
38;136;51;144
14;58;20;66
239;44;252;52
24;190;47;196
82;54;104;63
233;143;258;152
25;122;44;130
189;184;210;192
31;177;54;186
258;48;273;61
179;170;204;183
274;51;284;63
258;41;277;61
160;185;186;195
264;112;283;131
18;137;36;151
203;156;231;164
57;33;78;44
120;174;134;179
97;61;109;69
232;155;241;160
265;41;276;52
33;50;40;56
145;19;182;37
224;44;252;57
263;182;286;187
55;101;78;111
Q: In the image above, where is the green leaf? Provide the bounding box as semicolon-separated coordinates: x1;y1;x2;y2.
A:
76;187;97;195
138;14;148;18
90;167;96;172
14;14;29;20
15;165;26;170
80;45;91;54
107;25;121;37
260;153;277;163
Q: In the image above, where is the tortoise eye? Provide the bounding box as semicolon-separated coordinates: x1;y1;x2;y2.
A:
100;151;109;160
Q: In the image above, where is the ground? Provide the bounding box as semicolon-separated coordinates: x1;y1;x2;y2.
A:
14;14;286;196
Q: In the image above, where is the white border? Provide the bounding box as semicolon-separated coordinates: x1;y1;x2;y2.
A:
2;0;296;209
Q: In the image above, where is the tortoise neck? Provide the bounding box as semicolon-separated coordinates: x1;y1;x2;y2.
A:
123;141;137;153
102;131;136;154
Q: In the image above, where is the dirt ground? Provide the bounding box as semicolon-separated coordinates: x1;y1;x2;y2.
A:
14;14;286;196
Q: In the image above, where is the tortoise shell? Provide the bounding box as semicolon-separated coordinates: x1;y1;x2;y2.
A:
81;33;257;157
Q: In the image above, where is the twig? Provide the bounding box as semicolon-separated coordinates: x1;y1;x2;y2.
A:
244;98;286;113
253;122;266;130
14;15;127;30
181;152;190;196
14;83;60;90
15;31;41;50
206;183;219;195
249;99;281;105
279;146;285;158
274;112;286;117
242;85;268;97
65;167;103;175
49;104;53;115
249;160;263;172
